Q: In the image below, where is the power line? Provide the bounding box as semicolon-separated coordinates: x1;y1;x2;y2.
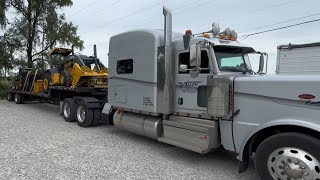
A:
175;0;216;15
239;12;320;34
122;0;216;30
98;0;168;28
95;1;121;15
242;18;320;39
248;0;298;14
69;0;99;18
195;0;300;32
172;0;210;13
121;0;207;29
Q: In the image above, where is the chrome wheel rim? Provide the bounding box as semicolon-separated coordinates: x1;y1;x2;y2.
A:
63;103;71;118
77;105;86;123
268;147;320;180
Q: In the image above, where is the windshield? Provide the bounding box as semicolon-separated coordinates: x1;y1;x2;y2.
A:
214;46;249;73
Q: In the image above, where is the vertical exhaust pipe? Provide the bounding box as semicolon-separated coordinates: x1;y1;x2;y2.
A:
93;44;100;71
162;6;173;119
93;44;97;59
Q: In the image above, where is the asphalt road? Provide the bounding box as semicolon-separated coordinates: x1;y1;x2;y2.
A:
0;100;259;180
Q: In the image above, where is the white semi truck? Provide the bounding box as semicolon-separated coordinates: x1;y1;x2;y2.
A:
99;7;320;180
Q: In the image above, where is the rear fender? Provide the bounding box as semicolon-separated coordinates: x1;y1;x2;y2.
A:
73;97;102;109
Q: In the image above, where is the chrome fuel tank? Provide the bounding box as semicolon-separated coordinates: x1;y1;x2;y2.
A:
113;111;163;139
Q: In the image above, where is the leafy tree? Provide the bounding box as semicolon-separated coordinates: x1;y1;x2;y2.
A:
0;36;16;77
5;0;84;68
0;0;6;28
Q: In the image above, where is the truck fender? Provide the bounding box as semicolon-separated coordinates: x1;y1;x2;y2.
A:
73;96;102;109
237;119;320;171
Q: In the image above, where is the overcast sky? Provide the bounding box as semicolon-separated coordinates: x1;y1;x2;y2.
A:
63;0;320;73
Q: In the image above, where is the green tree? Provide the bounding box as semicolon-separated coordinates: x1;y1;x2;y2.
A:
0;0;6;28
0;35;17;77
5;0;84;68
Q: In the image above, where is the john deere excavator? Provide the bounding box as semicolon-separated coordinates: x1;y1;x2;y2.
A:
42;45;108;92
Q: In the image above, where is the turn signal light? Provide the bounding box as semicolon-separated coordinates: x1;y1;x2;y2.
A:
185;29;192;35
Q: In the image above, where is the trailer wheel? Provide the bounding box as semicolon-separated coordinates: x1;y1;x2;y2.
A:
7;93;13;101
255;132;320;180
62;98;76;122
15;94;23;104
76;101;94;127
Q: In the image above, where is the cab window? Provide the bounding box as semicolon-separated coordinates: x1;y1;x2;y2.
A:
178;50;210;74
117;59;133;74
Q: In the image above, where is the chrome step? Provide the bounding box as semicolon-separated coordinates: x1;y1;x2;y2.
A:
158;116;221;154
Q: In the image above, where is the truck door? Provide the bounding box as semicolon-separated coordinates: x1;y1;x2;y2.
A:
175;49;211;114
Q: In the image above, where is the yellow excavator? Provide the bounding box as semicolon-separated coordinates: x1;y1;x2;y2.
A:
40;45;108;93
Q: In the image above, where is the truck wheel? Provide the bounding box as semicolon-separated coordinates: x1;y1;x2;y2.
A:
7;93;13;101
76;101;94;127
15;94;23;104
62;98;76;122
255;132;320;180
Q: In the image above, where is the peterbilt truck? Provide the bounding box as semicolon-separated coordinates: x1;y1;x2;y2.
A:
102;7;320;180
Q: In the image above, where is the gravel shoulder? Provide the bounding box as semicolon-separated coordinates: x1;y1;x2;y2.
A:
0;100;258;180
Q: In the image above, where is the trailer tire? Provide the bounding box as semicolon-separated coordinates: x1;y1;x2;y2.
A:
15;94;23;104
76;101;94;127
62;98;76;122
255;132;320;180
7;93;13;101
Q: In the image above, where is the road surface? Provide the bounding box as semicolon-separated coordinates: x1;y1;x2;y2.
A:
0;100;259;180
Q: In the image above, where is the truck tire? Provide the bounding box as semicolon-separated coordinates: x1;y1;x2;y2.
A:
76;101;94;127
255;132;320;180
62;98;76;122
7;93;13;101
15;94;23;104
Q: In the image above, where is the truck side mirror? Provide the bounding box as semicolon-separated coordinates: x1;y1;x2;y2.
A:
258;54;264;73
179;64;188;72
189;44;201;78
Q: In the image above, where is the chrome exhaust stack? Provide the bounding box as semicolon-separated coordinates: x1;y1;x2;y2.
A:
161;6;174;119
